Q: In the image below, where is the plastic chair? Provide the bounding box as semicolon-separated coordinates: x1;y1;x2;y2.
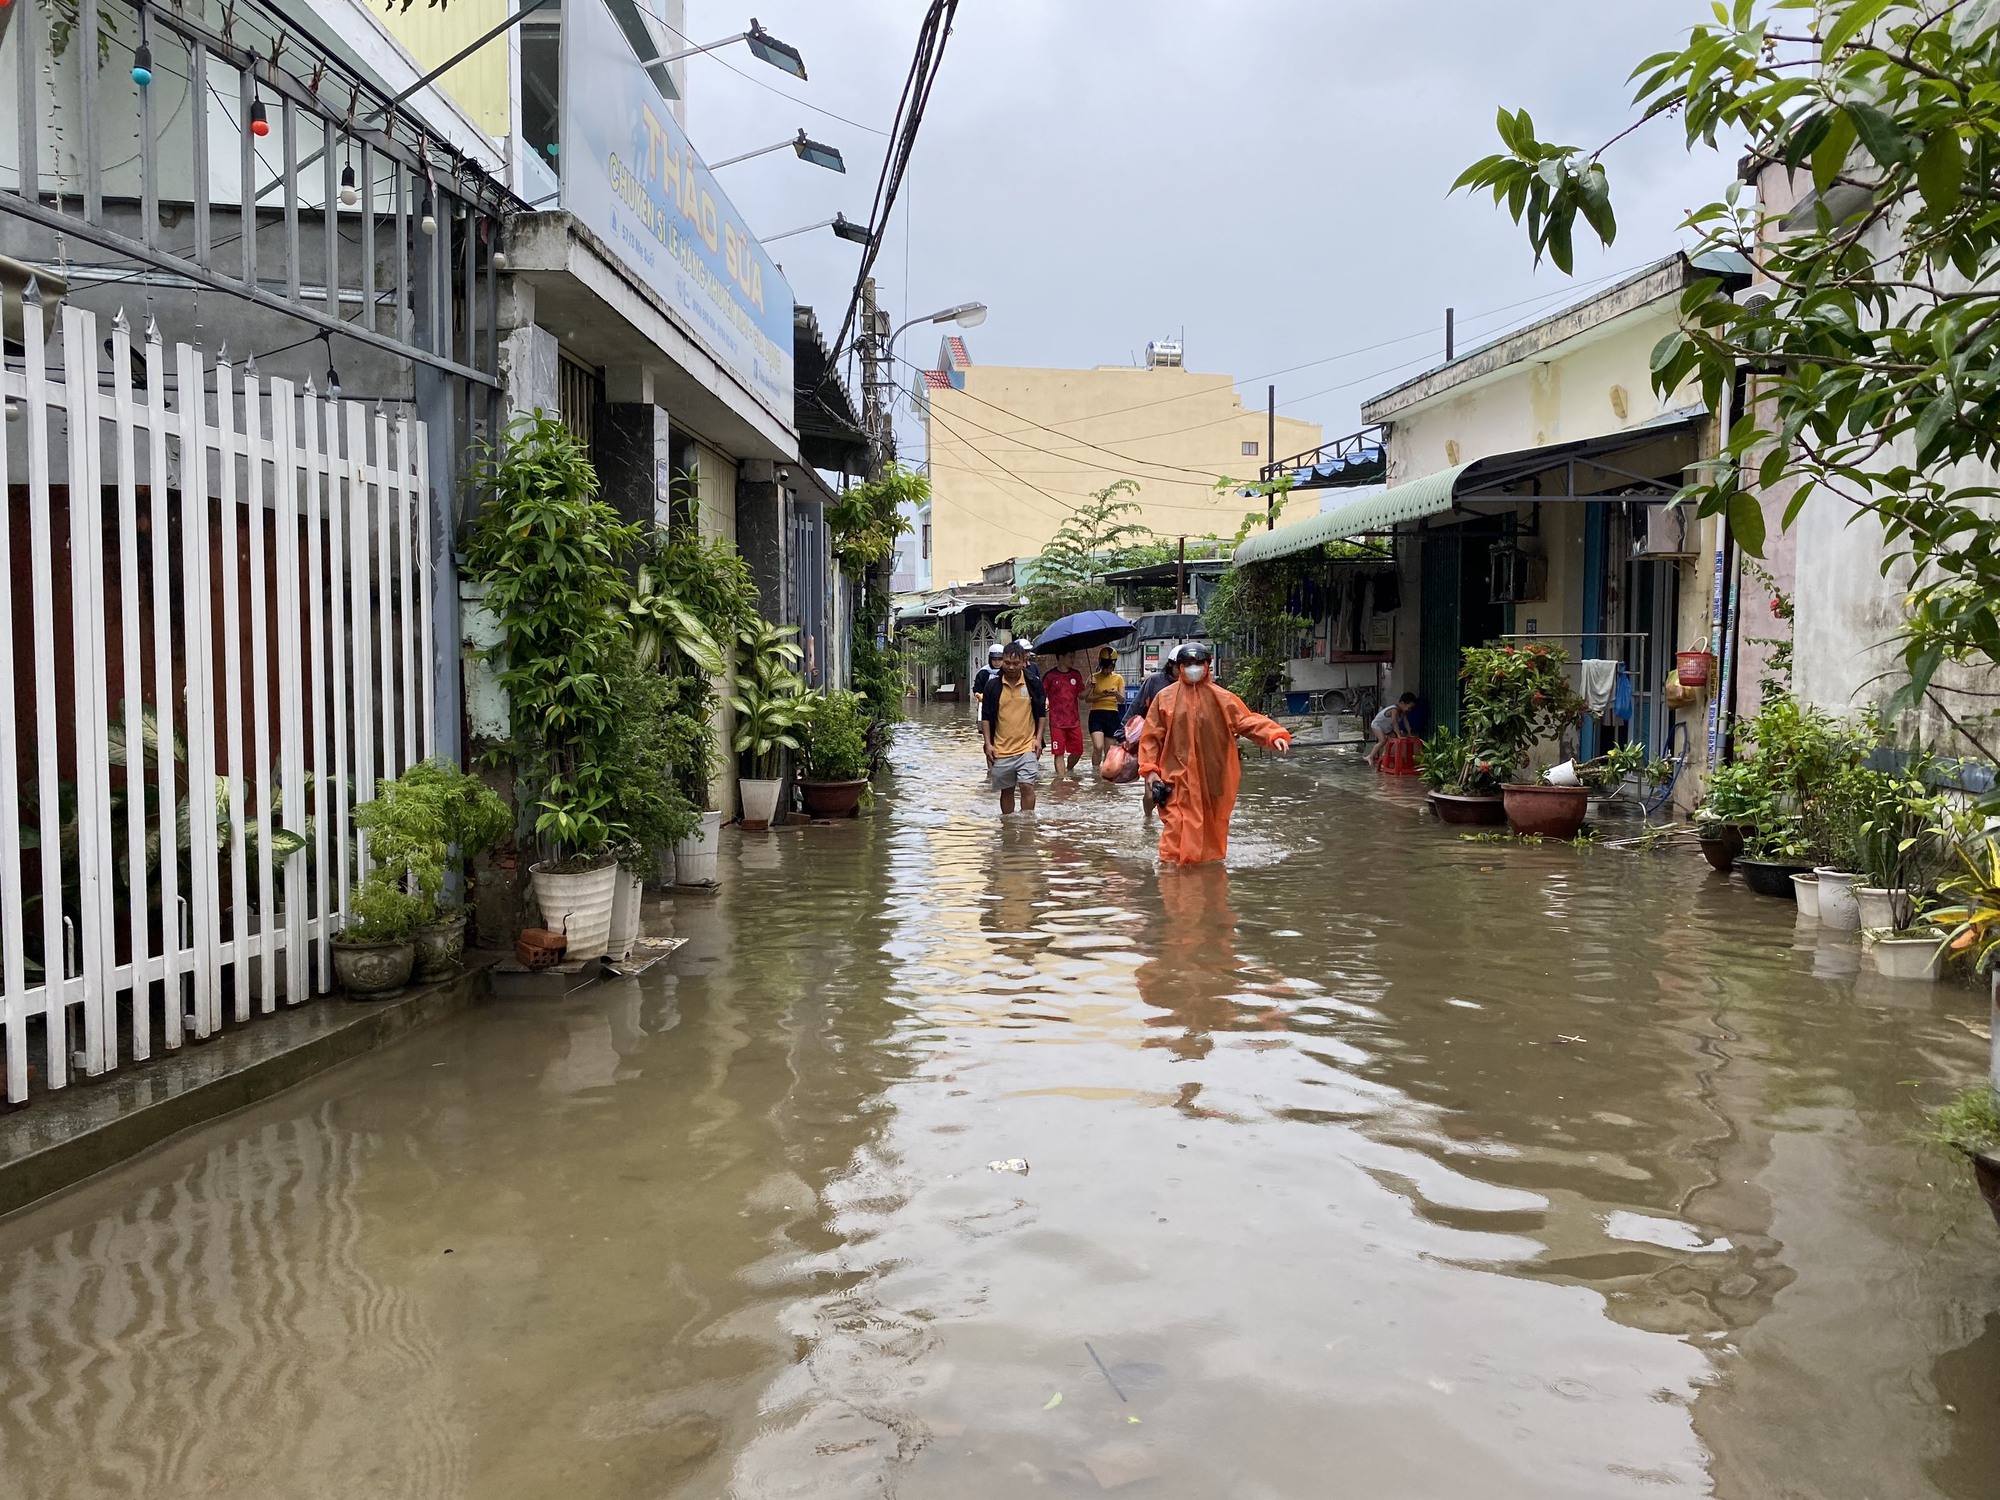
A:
1376;734;1422;776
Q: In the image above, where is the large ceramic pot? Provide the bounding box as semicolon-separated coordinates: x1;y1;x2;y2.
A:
1501;783;1591;839
411;913;467;982
674;810;724;888
1872;933;1942;981
1815;867;1862;930
529;859;619;961
800;778;868;819
332;937;415;998
1696;822;1746;873
1426;792;1506;826
1791;873;1821;919
740;777;784;828
1854;886;1908;932
605;867;645;962
1737;858;1812;899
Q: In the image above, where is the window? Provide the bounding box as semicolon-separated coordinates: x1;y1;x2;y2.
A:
921;523;931;560
1241;440;1259;456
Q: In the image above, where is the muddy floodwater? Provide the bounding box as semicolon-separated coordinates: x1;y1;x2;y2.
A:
2;709;1997;1499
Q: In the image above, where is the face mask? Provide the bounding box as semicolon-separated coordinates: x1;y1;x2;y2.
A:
1182;664;1207;683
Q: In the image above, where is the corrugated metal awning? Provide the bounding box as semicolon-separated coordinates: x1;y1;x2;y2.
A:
1231;466;1468;567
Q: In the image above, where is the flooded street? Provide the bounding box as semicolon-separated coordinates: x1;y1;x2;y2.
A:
2;708;1997;1499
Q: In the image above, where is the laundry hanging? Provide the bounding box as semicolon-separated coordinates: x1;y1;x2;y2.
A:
1580;658;1620;717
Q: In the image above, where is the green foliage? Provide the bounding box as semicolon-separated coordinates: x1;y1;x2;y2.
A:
463;412;642;861
1006;481;1156;639
1932;828;2000;972
1698;760;1772;828
729;618;809;779
1418;724;1502;796
900;622;964;680
1928;1085;2000;1156
342;880;431;945
850;626;908;732
598;641;702;876
345;760;507;943
1458;643;1585;783
1202;551;1313;706
632;526;759;809
1574;740;1672;794
828;465;922;576
1457;0;2000;751
798;689;873;781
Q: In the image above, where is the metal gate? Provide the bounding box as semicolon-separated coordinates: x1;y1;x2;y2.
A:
0;296;434;1104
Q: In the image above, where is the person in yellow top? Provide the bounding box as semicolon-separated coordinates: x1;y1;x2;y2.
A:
1086;646;1126;774
980;640;1047;815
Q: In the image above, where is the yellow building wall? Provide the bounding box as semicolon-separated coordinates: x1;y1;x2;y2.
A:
923;365;1320;588
377;0;512;139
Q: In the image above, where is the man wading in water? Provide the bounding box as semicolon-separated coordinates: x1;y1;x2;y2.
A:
1137;643;1291;864
981;640;1047;817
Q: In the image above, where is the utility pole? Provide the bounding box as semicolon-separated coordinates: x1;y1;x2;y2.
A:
1176;536;1186;613
1266;384;1277;531
1445;307;1455;362
859;276;891;481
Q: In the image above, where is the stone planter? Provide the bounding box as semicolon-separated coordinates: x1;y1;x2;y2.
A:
411;913;467;982
1426;792;1506;826
1501;783;1591;839
529;859;619;961
740;777;784;828
1791;873;1820;918
1737;858;1812;899
800;778;867;819
1872;933;1942;981
331;937;415;998
674;810;724;888
605;867;645;962
1696;822;1746;873
1814;868;1862;930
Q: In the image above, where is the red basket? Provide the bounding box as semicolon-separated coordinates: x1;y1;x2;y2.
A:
1676;650;1716;688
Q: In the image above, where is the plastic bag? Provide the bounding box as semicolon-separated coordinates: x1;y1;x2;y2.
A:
1100;743;1140;783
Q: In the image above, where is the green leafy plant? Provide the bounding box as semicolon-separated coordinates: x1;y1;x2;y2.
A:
828;465;923;577
1697;760;1769;830
599;641;702;877
349;759;509;932
1572;741;1672;795
1455;0;2000;769
1458;643;1585;784
1418;724;1502;797
340;878;431;945
730;619;809;780
1928;1085;2000;1157
1932;829;2000;973
849;606;908;747
798;689;873;782
463;412;642;867
1005;481;1156;640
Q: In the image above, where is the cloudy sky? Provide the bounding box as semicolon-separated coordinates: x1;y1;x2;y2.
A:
680;0;1738;450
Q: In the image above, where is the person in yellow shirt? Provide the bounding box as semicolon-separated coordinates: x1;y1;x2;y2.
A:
980;640;1047;815
1086;647;1126;774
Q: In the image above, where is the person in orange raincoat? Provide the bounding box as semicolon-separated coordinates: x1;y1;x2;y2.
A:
1136;643;1291;866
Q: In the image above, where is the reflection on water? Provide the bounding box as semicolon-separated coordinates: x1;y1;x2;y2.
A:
0;708;1995;1498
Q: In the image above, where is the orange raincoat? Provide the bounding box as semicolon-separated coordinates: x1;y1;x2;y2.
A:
1137;679;1291;865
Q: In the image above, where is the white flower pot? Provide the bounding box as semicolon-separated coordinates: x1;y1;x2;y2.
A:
740;777;784;827
1855;886;1901;933
529;860;619;961
1791;874;1820;919
605;867;644;962
674;810;724;888
1872;934;1942;982
1814;868;1861;930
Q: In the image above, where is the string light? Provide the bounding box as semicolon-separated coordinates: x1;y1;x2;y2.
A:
419;191;436;235
249;97;269;137
130;42;152;87
339;161;358;207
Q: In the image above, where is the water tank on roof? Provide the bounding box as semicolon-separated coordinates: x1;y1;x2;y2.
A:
1145;339;1183;369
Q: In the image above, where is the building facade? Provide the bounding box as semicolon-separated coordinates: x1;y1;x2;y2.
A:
912;338;1320;591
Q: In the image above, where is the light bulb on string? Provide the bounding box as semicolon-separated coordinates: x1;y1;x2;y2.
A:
131;42;152;87
322;332;341;400
249;97;269;137
339;161;358;208
419;191;436;236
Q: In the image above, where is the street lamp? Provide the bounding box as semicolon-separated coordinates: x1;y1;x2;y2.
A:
711;129;845;174
887;301;988;369
761;212;876;247
635;18;807;79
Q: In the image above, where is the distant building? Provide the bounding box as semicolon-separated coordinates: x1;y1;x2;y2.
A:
907;339;1321;590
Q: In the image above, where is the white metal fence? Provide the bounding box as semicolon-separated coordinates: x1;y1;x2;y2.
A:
0;296;434;1105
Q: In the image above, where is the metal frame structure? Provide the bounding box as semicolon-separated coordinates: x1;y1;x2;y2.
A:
1262;426;1386;490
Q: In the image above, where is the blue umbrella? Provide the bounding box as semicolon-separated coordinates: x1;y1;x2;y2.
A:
1032;609;1137;657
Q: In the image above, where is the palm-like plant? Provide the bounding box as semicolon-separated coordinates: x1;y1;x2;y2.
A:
1933;832;2000;974
729;620;809;780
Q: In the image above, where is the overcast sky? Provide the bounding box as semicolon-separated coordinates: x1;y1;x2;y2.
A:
680;0;1737;452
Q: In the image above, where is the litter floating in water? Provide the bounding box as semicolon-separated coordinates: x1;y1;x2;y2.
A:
1043;1391;1063;1409
988;1158;1030;1174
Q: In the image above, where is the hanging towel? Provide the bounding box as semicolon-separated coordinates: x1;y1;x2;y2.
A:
1611;665;1634;725
1580;658;1620;716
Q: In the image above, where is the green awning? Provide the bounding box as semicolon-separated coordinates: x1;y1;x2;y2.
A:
1230;463;1471;567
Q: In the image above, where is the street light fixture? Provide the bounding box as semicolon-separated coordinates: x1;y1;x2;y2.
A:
711;129;845;174
636;18;807;79
761;212;876;247
888;301;988;361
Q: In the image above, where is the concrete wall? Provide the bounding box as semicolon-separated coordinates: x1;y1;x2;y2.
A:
923;363;1320;589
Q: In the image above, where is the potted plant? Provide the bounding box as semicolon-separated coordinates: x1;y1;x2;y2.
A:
1447;643;1586;836
463;413;644;960
1853;760;1945;936
331;874;429;997
729;618;808;828
1694;761;1764;874
595;640;704;958
797;688;874;818
1417;724;1507;824
1929;829;2000;1223
353;760;511;982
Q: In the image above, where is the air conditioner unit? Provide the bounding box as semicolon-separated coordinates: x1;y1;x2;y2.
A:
1634;504;1697;558
1488;544;1547;605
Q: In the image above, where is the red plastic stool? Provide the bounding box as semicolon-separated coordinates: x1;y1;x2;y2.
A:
1376;734;1421;776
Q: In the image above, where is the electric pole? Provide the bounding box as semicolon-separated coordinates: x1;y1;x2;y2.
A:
1266;384;1277;531
859;276;893;481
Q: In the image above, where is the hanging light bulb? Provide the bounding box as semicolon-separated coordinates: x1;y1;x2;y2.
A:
322;332;341;400
492;250;508;271
130;41;152;87
339;162;358;208
249;97;269;137
419;192;436;236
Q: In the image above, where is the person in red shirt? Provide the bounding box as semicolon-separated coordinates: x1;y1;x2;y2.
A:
1040;651;1088;781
